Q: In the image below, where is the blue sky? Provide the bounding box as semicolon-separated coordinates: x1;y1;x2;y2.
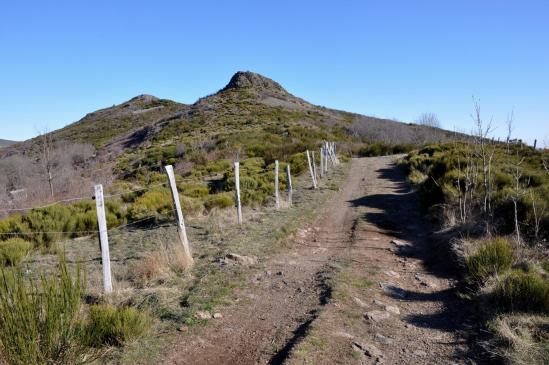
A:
1;1;548;144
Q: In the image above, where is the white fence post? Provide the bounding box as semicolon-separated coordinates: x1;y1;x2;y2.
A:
286;164;293;206
165;165;194;267
312;151;318;183
328;142;336;166
323;142;330;170
274;160;280;210
94;184;113;294
306;150;317;189
320;147;324;178
234;162;243;224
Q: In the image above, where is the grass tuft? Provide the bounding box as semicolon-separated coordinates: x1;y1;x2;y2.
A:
81;304;152;348
492;270;549;313
466;237;513;283
0;238;32;266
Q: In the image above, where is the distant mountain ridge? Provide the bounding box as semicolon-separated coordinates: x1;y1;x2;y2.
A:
0;139;17;148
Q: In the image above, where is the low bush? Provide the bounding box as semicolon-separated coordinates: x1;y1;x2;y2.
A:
180;196;205;216
492;270;549;313
128;189;172;221
0;258;88;365
466;237;513;283
81;305;151;348
0;238;32;266
177;182;210;198
205;192;235;211
357;142;413;157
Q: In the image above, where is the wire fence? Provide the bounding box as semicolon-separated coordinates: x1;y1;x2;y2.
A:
0;142;341;293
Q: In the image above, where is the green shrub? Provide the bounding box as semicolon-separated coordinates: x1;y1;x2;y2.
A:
0;238;32;266
128;189;172;220
177;182;210;198
357;142;413;157
81;305;151;347
541;260;549;273
0;258;87;365
180;196;205;216
205;192;235;211
492;270;549;313
288;152;308;175
466;237;513;282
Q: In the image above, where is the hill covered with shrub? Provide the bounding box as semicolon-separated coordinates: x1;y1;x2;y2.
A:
0;71;456;241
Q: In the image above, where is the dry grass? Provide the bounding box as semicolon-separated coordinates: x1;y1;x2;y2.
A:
489;314;549;364
18;164;349;364
129;241;192;286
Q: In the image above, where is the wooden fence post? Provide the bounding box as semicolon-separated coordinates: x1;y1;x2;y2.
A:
165;165;193;266
306;150;317;189
312;151;318;183
94;184;113;294
234;162;243;224
324;143;329;173
286;164;293;206
328;142;336;165
274;160;280;210
320;147;324;178
324;143;329;168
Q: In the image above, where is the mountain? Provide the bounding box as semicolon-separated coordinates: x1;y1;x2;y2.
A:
0;71;455;167
0;139;17;148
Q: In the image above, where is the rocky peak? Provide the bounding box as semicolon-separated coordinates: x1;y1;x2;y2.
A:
221;71;288;94
127;94;159;104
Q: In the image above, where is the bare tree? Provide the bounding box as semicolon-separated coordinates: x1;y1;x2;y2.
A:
505;111;514;153
509;153;527;245
417;112;441;128
471;100;497;233
454;141;476;224
38;129;56;197
530;190;546;241
542;139;549;175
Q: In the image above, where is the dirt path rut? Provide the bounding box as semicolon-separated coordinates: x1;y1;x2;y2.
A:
164;156;474;364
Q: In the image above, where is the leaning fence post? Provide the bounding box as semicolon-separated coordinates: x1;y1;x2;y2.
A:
286;164;293;206
94;184;113;294
234;162;243;224
306;150;317;189
165;165;193;267
274;160;280;210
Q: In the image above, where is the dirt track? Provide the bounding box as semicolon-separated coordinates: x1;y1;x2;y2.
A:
164;156;475;364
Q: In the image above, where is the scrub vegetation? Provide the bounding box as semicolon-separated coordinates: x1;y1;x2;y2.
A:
401;105;549;363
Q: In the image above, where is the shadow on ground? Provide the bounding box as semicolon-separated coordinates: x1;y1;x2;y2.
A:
348;161;490;364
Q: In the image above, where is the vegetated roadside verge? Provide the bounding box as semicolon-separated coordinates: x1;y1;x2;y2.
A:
12;161;349;364
401;141;549;364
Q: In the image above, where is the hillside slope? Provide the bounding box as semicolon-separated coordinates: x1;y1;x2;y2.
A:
1;71;454;162
0;71;459;212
